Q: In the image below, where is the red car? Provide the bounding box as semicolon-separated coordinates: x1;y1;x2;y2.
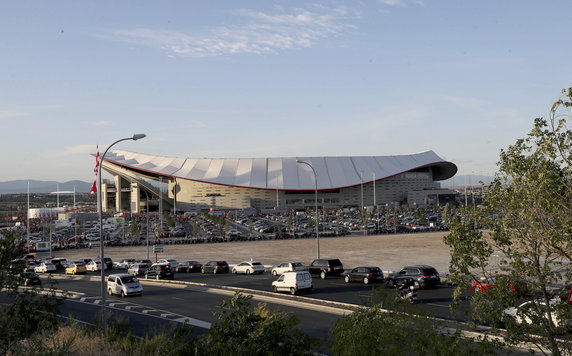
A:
471;277;528;295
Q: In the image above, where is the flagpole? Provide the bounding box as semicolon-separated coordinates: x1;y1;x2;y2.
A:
27;181;30;253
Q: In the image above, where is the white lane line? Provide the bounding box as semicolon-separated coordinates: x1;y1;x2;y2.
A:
426;303;449;308
172;297;184;301
142;309;159;314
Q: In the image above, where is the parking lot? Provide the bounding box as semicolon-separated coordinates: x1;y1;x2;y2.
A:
52;231;453;275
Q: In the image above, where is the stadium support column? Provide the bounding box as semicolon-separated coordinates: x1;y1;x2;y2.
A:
131;182;140;213
114;175;122;212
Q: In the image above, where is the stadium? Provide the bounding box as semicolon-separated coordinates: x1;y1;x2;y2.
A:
97;150;457;213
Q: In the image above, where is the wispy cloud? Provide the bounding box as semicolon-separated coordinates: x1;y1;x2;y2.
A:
56;144;97;157
0;110;28;119
377;0;424;6
101;6;356;58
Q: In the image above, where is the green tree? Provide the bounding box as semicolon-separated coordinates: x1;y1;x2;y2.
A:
0;231;62;354
444;88;572;356
194;292;315;355
329;289;499;356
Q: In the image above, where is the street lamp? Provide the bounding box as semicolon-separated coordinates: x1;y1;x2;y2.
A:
296;160;320;259
140;188;152;260
98;134;146;316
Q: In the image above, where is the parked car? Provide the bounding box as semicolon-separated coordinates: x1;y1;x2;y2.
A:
271;261;307;276
342;266;384;284
176;261;203;273
65;262;87;275
114;259;135;270
145;264;174;280
127;262;150;276
48;258;67;271
503;298;571;328
232;261;265;275
272;271;313;295
386;265;440;289
202;261;230;274
35;262;56;273
107;273;143;297
471;277;529;296
86;260;102;272
308;258;344;279
157;259;180;269
22;272;42;286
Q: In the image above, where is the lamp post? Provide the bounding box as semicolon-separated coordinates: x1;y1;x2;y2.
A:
98;134;146;317
140;188;152;260
296;160;319;259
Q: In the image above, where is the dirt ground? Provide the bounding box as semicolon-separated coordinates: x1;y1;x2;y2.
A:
55;231;452;274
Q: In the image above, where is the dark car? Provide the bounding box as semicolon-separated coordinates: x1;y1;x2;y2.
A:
176;261;203;273
343;266;384;284
308;258;344;279
201;261;230;274
49;258;67;271
386;265;440;289
103;257;113;270
145;264;174;280
23;272;42;287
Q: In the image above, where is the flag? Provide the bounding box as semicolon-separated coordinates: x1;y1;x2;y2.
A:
89;145;100;194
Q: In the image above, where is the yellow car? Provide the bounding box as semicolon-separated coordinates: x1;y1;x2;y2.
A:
65;262;87;275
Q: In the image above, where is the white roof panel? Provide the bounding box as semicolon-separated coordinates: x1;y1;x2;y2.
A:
103;150;457;190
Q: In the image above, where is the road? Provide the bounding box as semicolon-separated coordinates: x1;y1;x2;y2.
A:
36;269;474;341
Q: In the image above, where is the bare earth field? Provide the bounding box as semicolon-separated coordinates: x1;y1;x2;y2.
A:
56;231;452;274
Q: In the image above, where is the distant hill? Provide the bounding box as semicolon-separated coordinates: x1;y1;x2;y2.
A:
0;180;92;194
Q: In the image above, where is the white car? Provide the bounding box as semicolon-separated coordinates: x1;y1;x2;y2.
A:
107;273;142;297
115;259;136;270
232;261;265;275
271;261;307;276
157;259;179;269
35;262;56;273
503;298;570;328
127;263;150;276
272;271;313;295
86;260;102;272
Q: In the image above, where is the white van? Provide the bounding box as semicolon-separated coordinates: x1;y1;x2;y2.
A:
107;273;143;297
272;271;313;295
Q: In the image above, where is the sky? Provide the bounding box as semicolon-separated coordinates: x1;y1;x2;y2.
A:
1;0;571;183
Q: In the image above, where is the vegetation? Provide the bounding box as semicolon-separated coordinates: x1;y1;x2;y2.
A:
445;88;572;356
0;231;61;355
329;288;500;356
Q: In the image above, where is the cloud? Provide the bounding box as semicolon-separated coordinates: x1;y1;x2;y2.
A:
0;110;28;119
101;6;356;58
57;144;97;157
377;0;424;6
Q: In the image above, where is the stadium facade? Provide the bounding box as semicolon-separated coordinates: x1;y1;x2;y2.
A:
98;150;457;213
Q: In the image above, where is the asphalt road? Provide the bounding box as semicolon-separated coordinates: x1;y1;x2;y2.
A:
35;268;474;341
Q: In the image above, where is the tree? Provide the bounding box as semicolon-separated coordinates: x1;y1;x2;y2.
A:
194;292;315;355
329;288;499;356
0;231;62;354
444;88;572;356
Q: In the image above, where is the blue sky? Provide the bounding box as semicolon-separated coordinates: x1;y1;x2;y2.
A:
1;0;571;183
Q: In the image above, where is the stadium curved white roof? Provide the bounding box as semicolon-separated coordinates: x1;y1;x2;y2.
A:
103;150;457;191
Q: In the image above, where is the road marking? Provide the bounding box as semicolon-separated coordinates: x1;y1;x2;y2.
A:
142;309;159;314
172;297;184;301
426;303;449;308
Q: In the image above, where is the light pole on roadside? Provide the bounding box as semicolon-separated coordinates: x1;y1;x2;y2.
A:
140;188;152;260
98;134;146;318
296;160;320;259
